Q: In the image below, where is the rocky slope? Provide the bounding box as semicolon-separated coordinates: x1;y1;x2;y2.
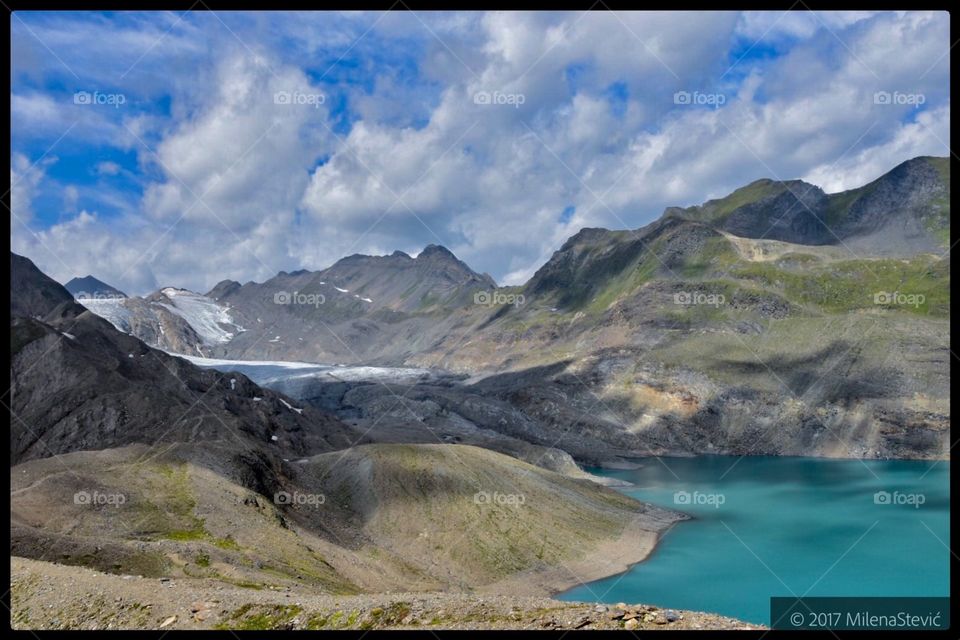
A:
10;254;360;464
11;557;763;630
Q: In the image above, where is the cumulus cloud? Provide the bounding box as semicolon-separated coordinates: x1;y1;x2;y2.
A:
10;10;951;295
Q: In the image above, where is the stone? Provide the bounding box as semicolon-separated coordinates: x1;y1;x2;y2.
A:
573;616;592;629
624;618;639;630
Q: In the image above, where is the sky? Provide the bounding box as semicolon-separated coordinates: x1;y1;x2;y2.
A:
9;10;951;295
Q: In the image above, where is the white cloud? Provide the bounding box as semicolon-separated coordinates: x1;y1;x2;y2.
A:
10;10;952;295
96;161;121;176
10;153;50;224
803;104;950;192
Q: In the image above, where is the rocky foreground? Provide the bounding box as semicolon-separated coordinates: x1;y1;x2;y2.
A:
11;557;763;630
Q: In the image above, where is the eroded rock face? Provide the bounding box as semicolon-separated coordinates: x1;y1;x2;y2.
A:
265;342;947;465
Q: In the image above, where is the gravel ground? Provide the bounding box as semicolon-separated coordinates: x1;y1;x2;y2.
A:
11;556;764;630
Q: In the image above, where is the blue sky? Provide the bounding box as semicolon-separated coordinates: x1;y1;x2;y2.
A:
10;10;951;294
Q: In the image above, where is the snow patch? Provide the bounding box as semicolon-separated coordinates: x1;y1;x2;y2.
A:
169;352;441;387
279;398;303;414
81;298;133;333
157;288;241;345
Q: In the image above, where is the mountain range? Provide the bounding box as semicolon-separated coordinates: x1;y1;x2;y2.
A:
58;155;950;462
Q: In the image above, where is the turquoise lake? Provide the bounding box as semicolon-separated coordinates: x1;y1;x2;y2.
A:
557;456;950;625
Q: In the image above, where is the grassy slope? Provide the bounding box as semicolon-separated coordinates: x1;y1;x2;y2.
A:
10;443;678;596
300;444;675;585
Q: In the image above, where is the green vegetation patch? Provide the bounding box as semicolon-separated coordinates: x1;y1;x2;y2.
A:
215;604;303;630
730;257;949;316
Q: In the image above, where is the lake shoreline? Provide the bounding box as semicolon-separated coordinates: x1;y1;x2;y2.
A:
557;456;950;625
480;512;689;599
595;450;951;470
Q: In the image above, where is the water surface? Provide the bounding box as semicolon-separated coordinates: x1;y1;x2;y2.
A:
557;456;949;625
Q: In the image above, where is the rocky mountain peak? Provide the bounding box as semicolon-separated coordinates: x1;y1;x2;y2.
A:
207;279;242;300
417;244;458;260
64;275;127;299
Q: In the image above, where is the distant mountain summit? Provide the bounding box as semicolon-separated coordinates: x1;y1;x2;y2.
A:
66;155;949;369
64;275;127;299
667;156;949;253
